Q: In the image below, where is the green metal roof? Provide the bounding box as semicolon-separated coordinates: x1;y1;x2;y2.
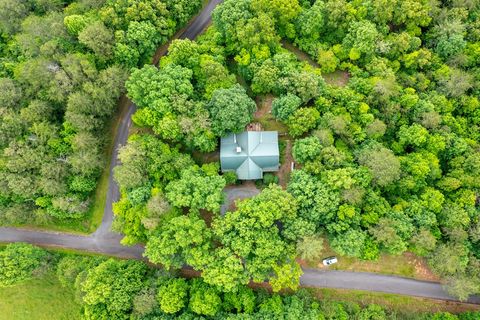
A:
220;131;279;180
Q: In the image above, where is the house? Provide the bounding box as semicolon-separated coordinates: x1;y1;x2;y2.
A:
220;131;279;180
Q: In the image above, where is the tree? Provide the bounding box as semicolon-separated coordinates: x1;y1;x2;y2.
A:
212;185;299;287
189;279;222;316
296;235;324;263
292;136;322;163
157;278;189;314
132;287;157;317
429;244;469;277
357;144;400;187
126;64;194;110
295;1;324;41
444;275;480;302
199;56;236;99
410;228;437;257
358;304;387;320
279;70;324;103
207;84;256;137
287;107;320;137
223;286;256;314
272;94;302;122
144;213;212;270
0;78;22;109
0;0;29;34
0;243;47;286
251;59;280;94
81;259;147;319
287;170;340;225
398;124;429;148
251;0;301;38
317;49;339;73
165;166;226;213
369;217;411;255
342;20;380;60
78;21;115;60
64;14;89;35
331;229;366;258
167;39;200;70
270;260;303;292
201;247;248;292
56;255;103;288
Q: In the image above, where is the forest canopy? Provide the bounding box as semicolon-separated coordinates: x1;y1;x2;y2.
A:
1;0;480;306
0;0;203;224
113;0;480;300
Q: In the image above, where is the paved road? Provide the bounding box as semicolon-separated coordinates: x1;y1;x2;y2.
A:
0;0;479;305
301;269;480;304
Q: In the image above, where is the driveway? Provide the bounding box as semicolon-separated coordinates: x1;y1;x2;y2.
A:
220;182;260;215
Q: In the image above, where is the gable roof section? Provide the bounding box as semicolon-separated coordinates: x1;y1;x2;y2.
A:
220;131;279;180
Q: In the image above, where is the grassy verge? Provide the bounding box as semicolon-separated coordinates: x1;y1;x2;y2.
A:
302;238;439;281
84;95;132;232
0;273;81;320
311;288;480;316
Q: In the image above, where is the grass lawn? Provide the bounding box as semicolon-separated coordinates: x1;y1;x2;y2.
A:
0;274;82;320
300;238;439;281
311;288;480;316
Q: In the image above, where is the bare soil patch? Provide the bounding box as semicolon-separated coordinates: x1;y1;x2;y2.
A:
278;140;293;188
322;70;350;87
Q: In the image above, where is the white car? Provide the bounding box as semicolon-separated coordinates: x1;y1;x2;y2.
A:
322;256;338;266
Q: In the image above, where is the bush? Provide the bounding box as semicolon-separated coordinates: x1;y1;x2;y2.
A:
263;173;279;186
0;243;47;286
223;172;237;185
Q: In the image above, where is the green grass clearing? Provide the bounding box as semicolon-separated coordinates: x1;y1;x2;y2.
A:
0;273;81;320
301;238;439;281
311;288;480;316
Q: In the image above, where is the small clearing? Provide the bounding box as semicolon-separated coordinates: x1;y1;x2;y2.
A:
307;239;440;282
254;95;288;134
281;40;350;87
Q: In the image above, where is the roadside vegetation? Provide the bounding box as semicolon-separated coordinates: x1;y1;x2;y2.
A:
1;243;479;319
0;0;203;231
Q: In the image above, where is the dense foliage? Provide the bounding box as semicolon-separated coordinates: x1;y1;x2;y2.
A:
7;245;478;320
0;0;203;224
125;35;252;152
114;0;480;300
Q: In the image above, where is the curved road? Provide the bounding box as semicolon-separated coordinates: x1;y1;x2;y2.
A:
0;0;479;305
